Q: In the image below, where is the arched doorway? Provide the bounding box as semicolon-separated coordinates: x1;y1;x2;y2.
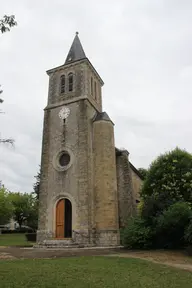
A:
55;198;72;239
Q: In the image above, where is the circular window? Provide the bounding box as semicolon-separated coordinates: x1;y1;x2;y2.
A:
59;152;70;167
53;148;73;172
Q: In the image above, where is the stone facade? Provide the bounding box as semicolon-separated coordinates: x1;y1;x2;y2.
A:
116;150;137;228
130;163;143;203
37;34;142;247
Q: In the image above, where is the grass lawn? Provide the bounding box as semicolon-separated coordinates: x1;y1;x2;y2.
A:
0;257;192;288
0;233;33;247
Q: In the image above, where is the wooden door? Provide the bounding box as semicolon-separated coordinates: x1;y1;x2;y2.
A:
56;199;65;238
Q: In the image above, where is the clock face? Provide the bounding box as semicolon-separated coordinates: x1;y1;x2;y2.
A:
59;106;70;120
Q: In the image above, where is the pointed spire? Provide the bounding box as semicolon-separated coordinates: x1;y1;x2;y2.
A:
64;32;86;65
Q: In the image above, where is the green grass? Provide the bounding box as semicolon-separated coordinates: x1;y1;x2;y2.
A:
0;233;33;247
0;257;192;288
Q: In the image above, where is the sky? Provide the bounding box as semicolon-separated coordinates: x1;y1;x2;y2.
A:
0;0;192;193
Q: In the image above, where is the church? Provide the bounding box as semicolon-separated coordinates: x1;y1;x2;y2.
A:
37;33;143;247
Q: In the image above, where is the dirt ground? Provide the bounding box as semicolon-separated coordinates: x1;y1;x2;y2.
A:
110;250;192;272
0;247;192;272
0;246;119;260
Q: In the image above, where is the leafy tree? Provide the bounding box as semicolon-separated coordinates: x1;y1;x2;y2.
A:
141;147;192;203
122;148;192;250
138;168;148;180
8;192;38;231
0;187;13;225
0;15;17;144
26;198;38;231
33;166;41;200
8;192;31;229
0;15;17;33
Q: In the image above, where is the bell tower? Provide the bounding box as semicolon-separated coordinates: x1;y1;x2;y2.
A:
46;32;103;112
37;33;120;247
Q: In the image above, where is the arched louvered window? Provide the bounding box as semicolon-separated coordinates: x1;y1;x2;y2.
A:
68;73;73;92
94;81;97;100
60;75;65;94
91;77;93;96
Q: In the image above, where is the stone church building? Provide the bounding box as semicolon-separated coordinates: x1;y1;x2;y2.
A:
37;33;142;247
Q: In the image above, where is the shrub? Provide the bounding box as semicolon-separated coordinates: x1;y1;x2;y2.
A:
1;227;33;234
141;191;175;224
156;202;192;249
185;220;192;256
121;217;154;249
185;220;192;245
25;233;36;242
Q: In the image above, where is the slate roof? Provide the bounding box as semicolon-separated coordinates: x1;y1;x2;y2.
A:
64;32;86;65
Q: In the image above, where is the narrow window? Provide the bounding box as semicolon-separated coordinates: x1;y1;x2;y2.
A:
91;77;93;96
60;75;65;94
68;73;73;92
94;81;97;100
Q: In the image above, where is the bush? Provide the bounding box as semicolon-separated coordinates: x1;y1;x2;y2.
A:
1;227;33;234
156;202;192;249
141;191;176;224
121;217;154;249
185;220;192;256
185;220;192;245
25;233;36;242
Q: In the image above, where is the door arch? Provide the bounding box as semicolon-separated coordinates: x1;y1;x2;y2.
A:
55;198;72;239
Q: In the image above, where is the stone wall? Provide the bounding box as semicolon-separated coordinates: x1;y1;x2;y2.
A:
93;118;119;246
116;150;137;228
130;165;143;203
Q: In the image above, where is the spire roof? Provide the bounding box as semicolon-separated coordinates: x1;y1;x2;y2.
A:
64;32;86;65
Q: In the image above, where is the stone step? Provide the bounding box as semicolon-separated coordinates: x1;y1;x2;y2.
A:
34;239;82;249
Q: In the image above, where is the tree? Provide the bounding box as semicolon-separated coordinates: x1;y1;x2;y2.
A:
33;166;41;200
8;192;38;231
0;187;13;225
0;15;17;144
141;148;192;203
0;15;17;33
8;192;31;229
138;168;148;180
122;148;192;250
26;198;38;231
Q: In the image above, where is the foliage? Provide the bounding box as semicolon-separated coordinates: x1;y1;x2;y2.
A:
1;227;33;234
26;199;38;231
0;15;17;33
0;187;13;225
155;202;192;248
0;15;17;144
185;220;192;245
33;166;41;200
141;148;192;203
121;217;154;249
8;192;37;230
141;191;176;224
138;168;148;180
123;148;192;250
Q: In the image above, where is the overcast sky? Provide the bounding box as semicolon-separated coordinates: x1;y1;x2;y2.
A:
0;0;192;193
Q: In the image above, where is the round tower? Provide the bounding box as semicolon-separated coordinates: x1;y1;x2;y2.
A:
93;112;119;246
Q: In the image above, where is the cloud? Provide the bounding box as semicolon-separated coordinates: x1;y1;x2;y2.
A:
0;0;192;192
